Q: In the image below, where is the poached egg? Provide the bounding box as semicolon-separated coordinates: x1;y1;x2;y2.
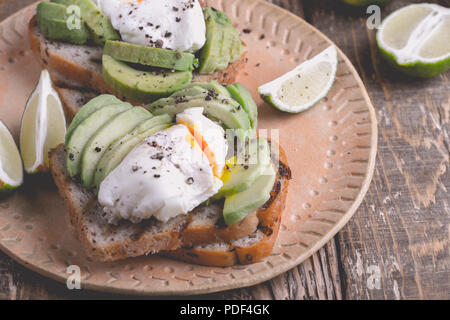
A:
98;108;228;224
96;0;206;52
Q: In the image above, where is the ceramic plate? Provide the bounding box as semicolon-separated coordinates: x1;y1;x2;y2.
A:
0;0;377;296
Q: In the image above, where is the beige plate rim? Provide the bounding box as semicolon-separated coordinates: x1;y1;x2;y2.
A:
0;0;378;296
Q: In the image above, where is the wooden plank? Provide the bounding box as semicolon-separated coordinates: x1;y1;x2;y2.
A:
304;0;450;300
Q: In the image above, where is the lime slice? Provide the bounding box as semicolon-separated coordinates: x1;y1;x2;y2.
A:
0;121;23;192
341;0;391;7
20;70;67;174
377;4;450;78
258;46;337;113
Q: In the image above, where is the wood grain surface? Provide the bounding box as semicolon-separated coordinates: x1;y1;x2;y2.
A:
0;0;449;300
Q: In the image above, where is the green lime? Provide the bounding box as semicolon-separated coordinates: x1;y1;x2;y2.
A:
258;46;337;113
377;3;450;78
20;70;67;173
0;120;23;192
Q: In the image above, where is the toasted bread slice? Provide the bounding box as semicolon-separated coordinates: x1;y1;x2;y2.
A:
165;148;291;266
49;142;289;264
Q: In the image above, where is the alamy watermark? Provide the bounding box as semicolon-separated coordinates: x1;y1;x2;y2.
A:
366;265;381;290
366;5;382;30
66;265;81;290
66;5;82;31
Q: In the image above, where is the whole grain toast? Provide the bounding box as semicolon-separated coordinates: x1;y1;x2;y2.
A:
49;141;290;263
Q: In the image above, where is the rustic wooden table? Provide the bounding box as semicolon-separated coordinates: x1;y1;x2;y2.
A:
0;0;449;300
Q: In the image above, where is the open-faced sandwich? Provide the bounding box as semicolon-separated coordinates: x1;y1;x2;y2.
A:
29;0;247;119
28;0;291;266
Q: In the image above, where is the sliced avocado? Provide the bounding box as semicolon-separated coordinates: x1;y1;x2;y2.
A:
37;2;90;45
75;0;119;46
150;95;251;131
65;94;125;145
230;33;243;62
81;107;152;189
104;40;198;71
199;8;243;74
223;164;276;226
152;81;230;108
66;103;132;177
172;86;208;98
218;138;271;197
38;18;90;45
182;81;231;98
149;89;235;114
93;115;172;191
226;83;258;129
219;26;235;70
198;9;225;74
148;86;207;109
102;54;193;103
38;1;67;19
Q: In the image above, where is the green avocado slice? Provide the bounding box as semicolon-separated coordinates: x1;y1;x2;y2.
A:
80;107;152;189
37;2;90;45
102;54;193;102
38;1;67;19
66;103;132;177
172;86;209;98
75;0;119;46
226;83;258;129
38;17;91;45
151;81;231;108
218;138;271;197
199;8;243;74
150;95;251;131
223;164;276;226
198;10;225;74
104;40;199;71
147;86;208;109
65;94;126;145
181;81;231;98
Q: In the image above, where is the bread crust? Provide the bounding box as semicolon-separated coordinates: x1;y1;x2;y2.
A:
168;247;238;267
180;211;259;246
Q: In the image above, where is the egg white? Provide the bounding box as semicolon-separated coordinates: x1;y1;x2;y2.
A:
97;0;206;52
98;109;228;224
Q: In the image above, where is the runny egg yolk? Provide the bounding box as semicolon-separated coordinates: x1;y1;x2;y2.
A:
180;120;221;178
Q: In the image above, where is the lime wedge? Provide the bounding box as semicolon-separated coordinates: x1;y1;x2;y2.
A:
258;46;337;113
20;70;67;174
0;121;23;192
377;4;450;78
341;0;391;6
